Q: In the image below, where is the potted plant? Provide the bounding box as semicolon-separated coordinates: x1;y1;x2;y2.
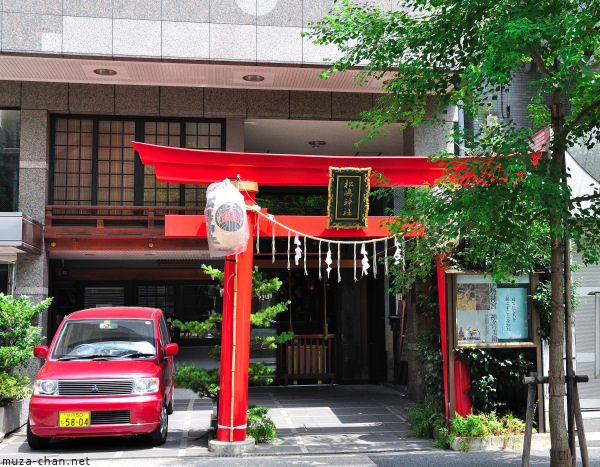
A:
0;294;52;440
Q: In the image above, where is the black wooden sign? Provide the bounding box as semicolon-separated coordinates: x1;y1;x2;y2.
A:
327;167;371;229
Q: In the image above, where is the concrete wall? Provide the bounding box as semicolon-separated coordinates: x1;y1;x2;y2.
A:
0;0;405;65
0;80;381;120
573;252;600;410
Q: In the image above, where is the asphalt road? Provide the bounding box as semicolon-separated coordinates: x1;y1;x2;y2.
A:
4;385;600;467
12;449;597;467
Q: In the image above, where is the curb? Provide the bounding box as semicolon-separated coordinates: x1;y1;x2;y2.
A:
450;433;551;452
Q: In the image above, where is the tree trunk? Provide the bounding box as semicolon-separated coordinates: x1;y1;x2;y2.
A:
548;229;570;466
548;100;572;467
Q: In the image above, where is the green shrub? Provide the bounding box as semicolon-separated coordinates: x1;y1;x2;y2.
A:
452;412;495;439
405;396;447;439
433;426;455;450
503;412;527;435
0;373;31;406
0;294;52;406
405;402;529;451
454;347;533;415
0;294;52;373
246;405;277;444
173;364;220;402
450;411;530;451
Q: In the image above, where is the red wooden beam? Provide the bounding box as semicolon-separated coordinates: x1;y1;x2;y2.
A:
165;214;403;238
46;237;208;252
132;142;445;187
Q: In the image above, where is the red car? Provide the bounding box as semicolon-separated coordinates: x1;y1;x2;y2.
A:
27;307;178;449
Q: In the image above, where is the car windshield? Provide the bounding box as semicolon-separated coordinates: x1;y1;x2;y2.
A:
51;318;156;360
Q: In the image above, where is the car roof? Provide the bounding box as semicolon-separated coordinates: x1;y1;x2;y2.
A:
66;306;161;320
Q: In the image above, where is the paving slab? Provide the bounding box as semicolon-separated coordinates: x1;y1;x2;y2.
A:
0;384;438;463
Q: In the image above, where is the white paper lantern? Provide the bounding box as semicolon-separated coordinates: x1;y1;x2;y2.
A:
205;179;249;257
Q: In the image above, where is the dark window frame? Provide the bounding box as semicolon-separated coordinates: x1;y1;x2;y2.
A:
49;115;226;206
0;108;21;212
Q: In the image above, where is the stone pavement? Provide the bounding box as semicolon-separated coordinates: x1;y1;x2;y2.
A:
250;384;432;455
0;384;436;463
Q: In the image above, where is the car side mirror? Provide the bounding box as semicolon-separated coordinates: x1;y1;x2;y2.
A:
34;345;49;359
164;343;179;358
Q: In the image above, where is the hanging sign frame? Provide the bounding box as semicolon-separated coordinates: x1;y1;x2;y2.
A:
327;167;371;229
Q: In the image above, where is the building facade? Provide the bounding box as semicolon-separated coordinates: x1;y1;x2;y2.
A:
0;1;597;412
0;0;454;391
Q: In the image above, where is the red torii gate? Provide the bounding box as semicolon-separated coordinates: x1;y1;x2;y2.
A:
132;142;454;449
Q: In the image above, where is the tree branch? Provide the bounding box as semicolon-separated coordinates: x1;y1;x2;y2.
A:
562;99;600;136
571;192;600;204
527;43;551;75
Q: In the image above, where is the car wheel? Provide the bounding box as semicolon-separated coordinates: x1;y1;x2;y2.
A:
166;392;174;415
27;420;51;450
146;405;168;446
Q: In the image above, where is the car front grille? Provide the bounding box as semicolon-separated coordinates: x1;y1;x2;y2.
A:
90;410;130;425
58;379;134;396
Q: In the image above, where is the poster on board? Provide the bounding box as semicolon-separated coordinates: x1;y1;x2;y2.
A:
497;287;529;340
456;275;529;345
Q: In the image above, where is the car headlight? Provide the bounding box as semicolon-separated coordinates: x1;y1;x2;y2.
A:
132;377;160;394
34;379;59;396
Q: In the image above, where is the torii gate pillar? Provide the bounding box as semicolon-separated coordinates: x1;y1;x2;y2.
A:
214;181;257;449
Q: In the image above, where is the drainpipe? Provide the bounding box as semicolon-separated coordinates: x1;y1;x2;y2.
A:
457;103;465;156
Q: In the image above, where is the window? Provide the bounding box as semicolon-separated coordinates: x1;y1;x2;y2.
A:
97;120;136;206
51;117;224;207
144;122;181;206
137;285;175;317
0;110;20;212
158;315;170;347
0;264;9;295
53;118;93;205
179;284;219;324
84;287;125;308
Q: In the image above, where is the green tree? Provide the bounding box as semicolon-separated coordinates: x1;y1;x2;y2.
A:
307;1;600;464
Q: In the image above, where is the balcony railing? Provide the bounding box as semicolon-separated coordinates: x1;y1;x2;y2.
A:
45;205;204;237
279;334;336;385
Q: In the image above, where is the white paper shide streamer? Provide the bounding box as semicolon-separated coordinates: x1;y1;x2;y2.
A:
294;234;302;266
303;236;308;276
394;238;402;266
361;243;370;276
245;208;405;283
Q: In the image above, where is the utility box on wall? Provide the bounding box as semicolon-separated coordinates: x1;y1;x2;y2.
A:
0;212;43;255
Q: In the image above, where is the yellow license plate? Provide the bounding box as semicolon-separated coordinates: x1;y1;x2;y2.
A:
59;411;90;427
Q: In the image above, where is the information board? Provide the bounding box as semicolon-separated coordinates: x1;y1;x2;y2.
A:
455;275;530;345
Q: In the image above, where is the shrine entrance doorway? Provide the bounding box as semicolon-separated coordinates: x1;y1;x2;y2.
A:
270;266;388;386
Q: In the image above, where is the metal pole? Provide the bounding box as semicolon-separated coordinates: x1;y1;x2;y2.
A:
522;372;537;467
323;276;328;338
564;235;576;466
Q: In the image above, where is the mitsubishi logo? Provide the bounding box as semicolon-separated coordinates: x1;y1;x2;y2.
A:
91;385;99;393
